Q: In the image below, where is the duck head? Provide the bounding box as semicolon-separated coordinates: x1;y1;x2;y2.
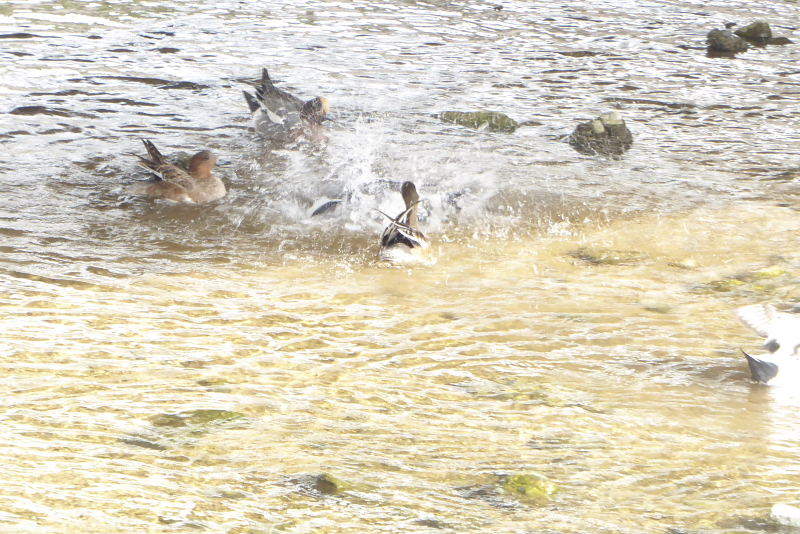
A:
188;150;218;179
401;181;420;229
300;96;330;124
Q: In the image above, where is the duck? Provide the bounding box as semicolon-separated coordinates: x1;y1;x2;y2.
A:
131;139;226;203
378;181;430;264
242;68;329;143
736;303;800;385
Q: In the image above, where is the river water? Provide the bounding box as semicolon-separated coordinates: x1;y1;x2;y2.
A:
2;1;800;533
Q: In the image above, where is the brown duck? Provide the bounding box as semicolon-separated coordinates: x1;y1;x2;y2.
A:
243;68;330;142
131;139;226;203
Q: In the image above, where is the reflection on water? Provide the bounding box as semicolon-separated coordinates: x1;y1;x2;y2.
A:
1;0;800;532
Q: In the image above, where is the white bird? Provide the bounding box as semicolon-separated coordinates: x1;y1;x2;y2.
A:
736;303;800;385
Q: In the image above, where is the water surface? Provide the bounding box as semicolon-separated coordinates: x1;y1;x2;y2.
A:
1;1;800;532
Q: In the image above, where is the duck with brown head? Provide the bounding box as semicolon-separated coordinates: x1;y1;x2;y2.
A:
130;139;226;204
379;181;430;264
243;68;330;143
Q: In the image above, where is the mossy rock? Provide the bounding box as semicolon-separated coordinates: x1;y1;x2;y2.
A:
439;111;519;133
150;414;187;428
294;473;349;496
642;303;672;314
568;111;633;156
706;29;748;53
568;247;647;266
183;409;244;425
739;266;787;281
501;473;557;504
734;21;772;44
699;278;747;293
150;409;245;427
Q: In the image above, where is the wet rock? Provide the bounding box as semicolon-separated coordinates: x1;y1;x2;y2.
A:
642;302;672;314
693;265;792;295
439;110;519;133
119;436;168;451
150;409;245;427
706;29;748;54
412;518;449;529
181;409;244;425
734;21;772;45
458;483;519;509
150;414;187;427
295;473;349;496
501;473;557;504
458;473;557;508
568;247;647;266
567;111;633;156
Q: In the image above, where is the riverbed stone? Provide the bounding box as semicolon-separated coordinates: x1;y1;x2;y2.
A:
294;473;349;496
568;246;647;266
501;473;557;504
150;409;245;427
439;111;519;133
568;111;633;156
706;29;748;53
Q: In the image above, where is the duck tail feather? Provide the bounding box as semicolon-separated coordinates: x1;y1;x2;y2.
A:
141;139;165;165
243;90;260;113
742;350;779;384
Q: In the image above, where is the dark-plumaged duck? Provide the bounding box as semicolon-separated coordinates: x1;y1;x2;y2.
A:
242;68;329;143
131;139;226;203
378;181;430;264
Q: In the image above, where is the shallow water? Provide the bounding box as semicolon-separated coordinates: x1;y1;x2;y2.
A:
2;1;800;533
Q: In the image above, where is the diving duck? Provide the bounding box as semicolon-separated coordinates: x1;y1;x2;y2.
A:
131;139;226;203
378;181;429;264
242;68;329;143
736;303;800;385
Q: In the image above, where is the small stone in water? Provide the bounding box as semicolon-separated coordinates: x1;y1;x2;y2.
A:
734;21;772;45
439;111;519;133
568;112;633;156
149;409;245;427
501;473;557;503
568;247;647;266
706;29;748;53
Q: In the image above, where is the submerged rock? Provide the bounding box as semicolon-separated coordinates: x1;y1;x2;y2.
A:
294;473;349;496
567;111;633;156
458;473;557;508
439;110;519;133
568;247;647;266
693;265;792;295
706;29;748;54
501;473;557;504
149;409;245;428
734;21;772;45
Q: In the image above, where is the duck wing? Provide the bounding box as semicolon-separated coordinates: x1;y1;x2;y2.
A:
245;68;304;116
737;304;800;338
379;204;426;249
737;304;781;338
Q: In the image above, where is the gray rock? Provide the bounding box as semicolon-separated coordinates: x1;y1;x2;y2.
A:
568;111;633;157
706;29;748;53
